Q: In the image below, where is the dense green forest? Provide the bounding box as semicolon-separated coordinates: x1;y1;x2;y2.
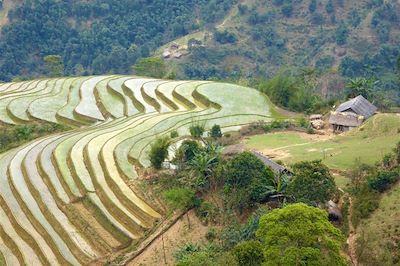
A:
0;0;234;80
0;0;399;106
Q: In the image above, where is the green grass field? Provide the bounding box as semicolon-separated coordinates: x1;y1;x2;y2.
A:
246;114;400;172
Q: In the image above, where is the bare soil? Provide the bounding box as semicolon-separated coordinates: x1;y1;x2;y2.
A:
128;210;209;266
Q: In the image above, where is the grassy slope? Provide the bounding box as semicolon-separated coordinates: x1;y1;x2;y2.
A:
356;183;400;265
246;113;400;171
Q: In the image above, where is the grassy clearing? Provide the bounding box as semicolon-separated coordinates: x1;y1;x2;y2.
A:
245;114;400;172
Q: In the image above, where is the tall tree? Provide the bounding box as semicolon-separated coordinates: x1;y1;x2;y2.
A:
44;55;64;77
256;203;347;266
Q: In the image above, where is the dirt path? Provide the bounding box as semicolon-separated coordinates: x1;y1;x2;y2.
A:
347;196;358;266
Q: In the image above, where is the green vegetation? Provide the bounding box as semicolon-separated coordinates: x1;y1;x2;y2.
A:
0;0;235;80
218;152;274;212
255;70;328;113
133;57;167;78
288;160;337;206
246;114;400;171
148;136;171;169
0;122;70;153
256;203;347;266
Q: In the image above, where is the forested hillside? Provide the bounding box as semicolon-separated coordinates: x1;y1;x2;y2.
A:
0;0;399;102
0;0;234;80
180;0;400;82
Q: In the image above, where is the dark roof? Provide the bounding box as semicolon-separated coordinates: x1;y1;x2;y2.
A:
328;111;363;127
252;151;292;175
336;95;377;119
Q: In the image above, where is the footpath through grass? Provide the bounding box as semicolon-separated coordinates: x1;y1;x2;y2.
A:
245;114;400;171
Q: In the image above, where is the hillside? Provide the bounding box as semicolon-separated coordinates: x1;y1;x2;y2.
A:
0;76;273;265
173;0;400;81
246;113;400;172
0;0;235;81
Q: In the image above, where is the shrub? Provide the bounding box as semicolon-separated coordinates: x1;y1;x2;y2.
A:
233;240;264;266
170;130;179;138
256;203;347;265
210;124;222;138
174;140;201;164
367;169;399;192
298;117;309;128
288;160;337;206
164;188;197;211
148;136;171;169
196;200;219;225
307;127;315;134
220;152;274;211
190;124;205;138
352;186;380;226
174;243;202;261
205;228;217;242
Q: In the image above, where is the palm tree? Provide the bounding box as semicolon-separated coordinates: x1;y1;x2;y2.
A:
188;142;222;190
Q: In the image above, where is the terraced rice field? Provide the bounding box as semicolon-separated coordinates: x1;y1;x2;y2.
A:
0;75;272;265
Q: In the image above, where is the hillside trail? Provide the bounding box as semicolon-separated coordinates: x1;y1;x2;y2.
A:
346;196;359;266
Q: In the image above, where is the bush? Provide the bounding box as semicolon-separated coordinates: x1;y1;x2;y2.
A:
205;228;217;242
233;240;264;266
352;186;380;226
288;160;337;206
170;130;179;138
196;200;219;225
367;169;399;192
190;124;205;138
210;124;222;138
164;188;197;211
174;243;202;261
220;152;274;211
174;140;201;164
148;136;171;169
298;117;309;128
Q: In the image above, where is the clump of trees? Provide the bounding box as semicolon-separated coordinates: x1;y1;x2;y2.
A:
218;152;275;212
132;57;167;78
174;203;347;265
0;0;236;81
255;69;328;113
256;203;347;266
288;160;338;206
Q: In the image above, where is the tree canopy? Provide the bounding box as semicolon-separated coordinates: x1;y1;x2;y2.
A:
256;203;347;266
287;160;337;205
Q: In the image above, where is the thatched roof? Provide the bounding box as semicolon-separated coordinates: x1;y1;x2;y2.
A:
328;111;363;127
336;95;377;119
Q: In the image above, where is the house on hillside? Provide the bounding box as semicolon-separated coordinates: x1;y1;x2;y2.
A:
329;95;377;132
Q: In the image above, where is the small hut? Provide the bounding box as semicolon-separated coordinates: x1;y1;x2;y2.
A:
329;95;377;132
335;95;377;119
328;111;363;132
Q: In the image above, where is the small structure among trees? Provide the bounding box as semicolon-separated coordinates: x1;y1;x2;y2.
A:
329;95;377;132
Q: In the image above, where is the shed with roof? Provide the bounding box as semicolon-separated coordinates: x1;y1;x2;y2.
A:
329;95;377;132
